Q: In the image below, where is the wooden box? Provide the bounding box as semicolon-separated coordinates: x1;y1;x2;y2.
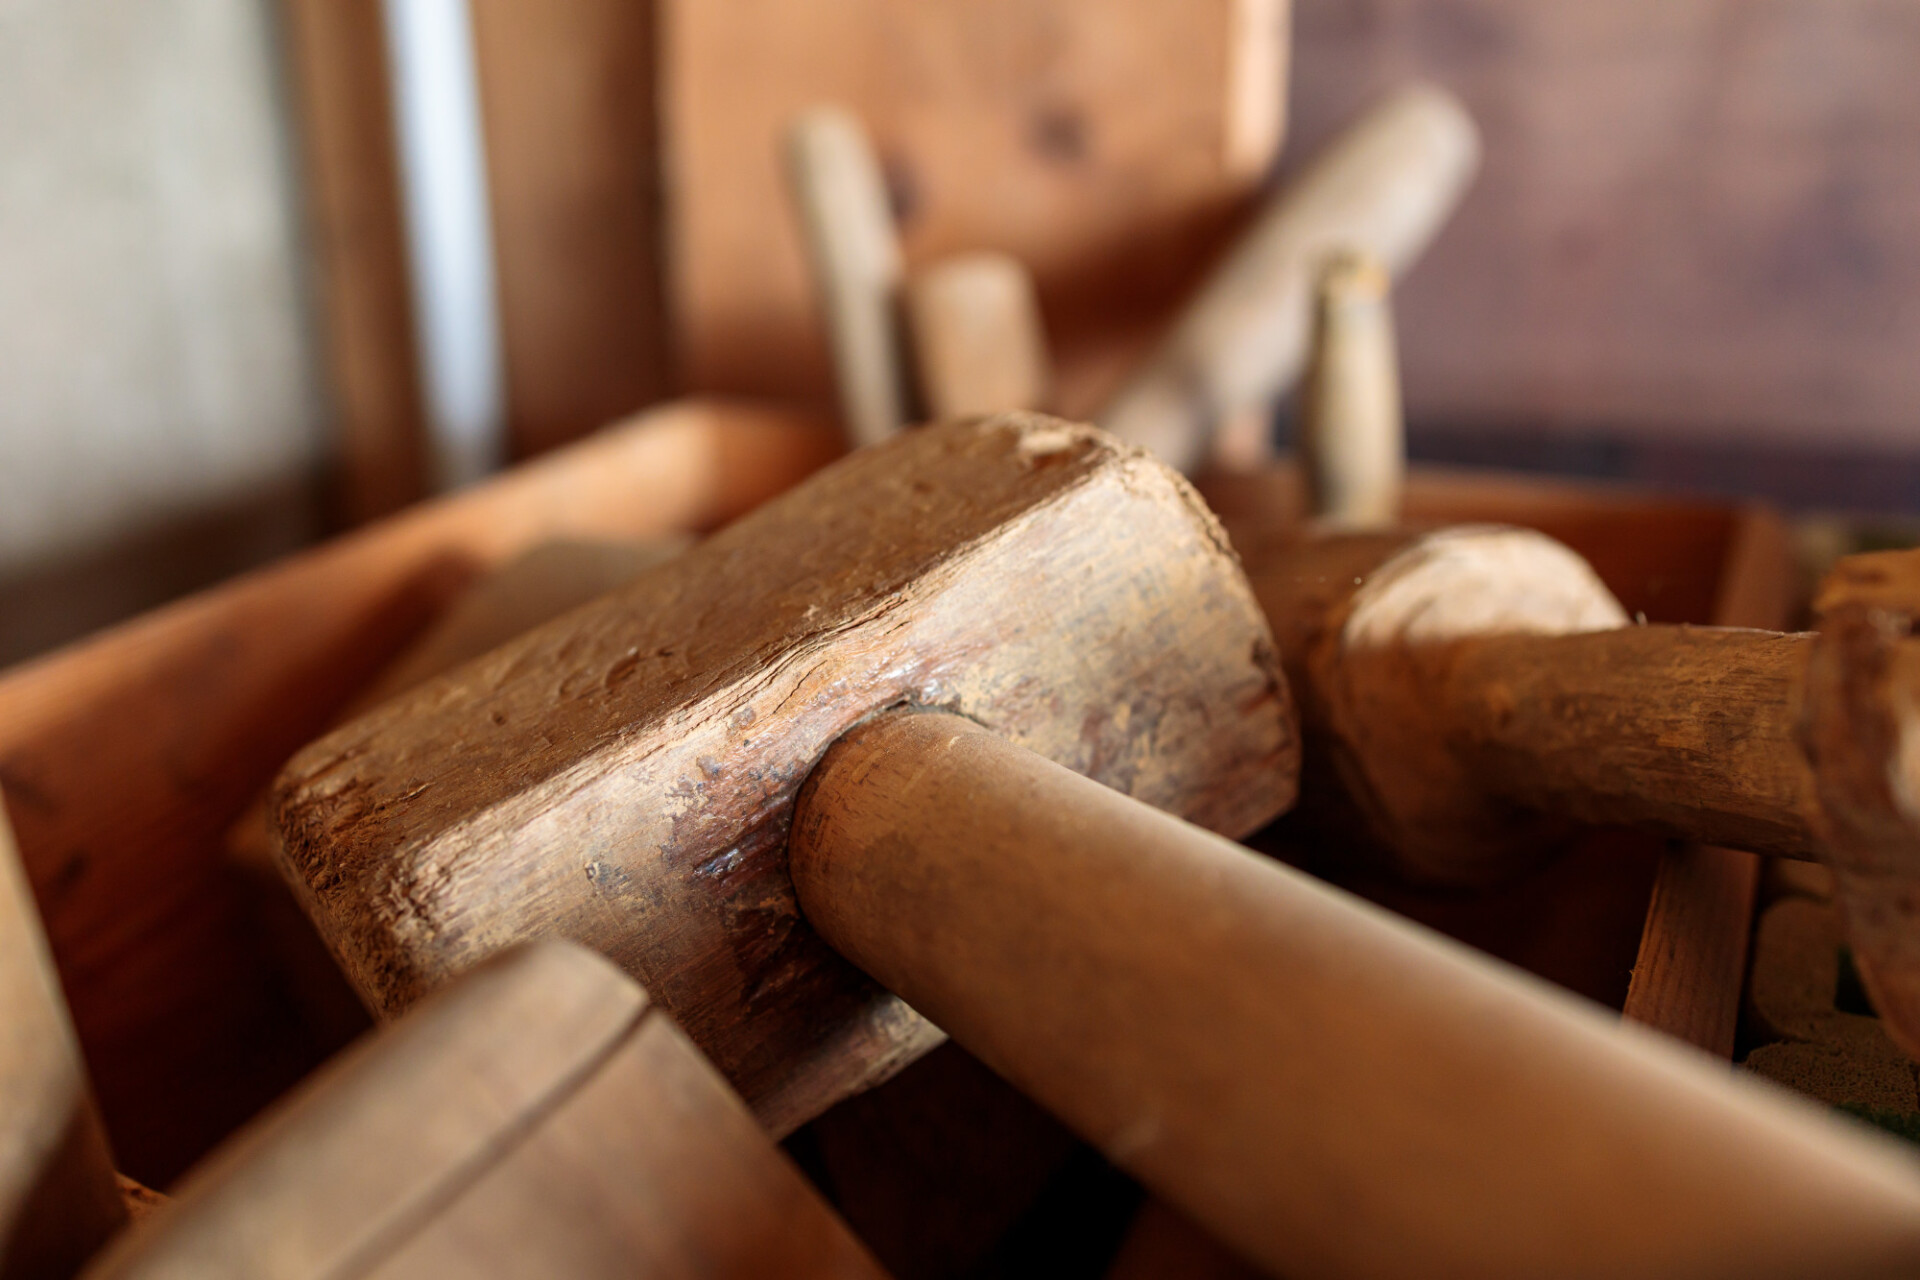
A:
1;403;1790;1217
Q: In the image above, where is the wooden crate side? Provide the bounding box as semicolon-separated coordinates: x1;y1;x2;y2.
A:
0;400;837;1181
661;0;1290;415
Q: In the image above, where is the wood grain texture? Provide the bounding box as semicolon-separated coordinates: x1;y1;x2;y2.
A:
273;415;1296;1136
1098;83;1478;470
277;0;430;524
468;0;670;460
1621;506;1789;1057
661;0;1289;414
1;796;125;1280
83;943;885;1280
1289;0;1920;452
0;400;838;1181
225;538;686;1051
789;710;1920;1280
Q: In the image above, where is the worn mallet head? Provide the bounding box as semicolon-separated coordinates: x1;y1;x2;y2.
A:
273;415;1297;1134
83;942;886;1279
1242;521;1920;1057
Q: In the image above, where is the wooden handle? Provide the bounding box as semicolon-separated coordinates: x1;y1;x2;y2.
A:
784;107;907;448
1300;251;1404;526
790;710;1920;1279
82;943;884;1279
2;794;126;1280
903;251;1051;421
1098;84;1479;471
1438;626;1817;859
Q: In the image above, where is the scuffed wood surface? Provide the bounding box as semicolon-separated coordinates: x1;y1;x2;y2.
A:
84;944;885;1280
0;399;838;1180
275;416;1296;1135
1;796;125;1280
790;711;1920;1279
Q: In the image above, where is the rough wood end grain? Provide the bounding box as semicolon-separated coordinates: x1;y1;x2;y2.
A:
273;414;1297;1131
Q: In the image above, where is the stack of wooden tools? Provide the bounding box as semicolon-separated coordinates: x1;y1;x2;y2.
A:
11;25;1920;1280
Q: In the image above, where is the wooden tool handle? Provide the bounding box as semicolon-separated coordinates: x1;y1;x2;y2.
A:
1300;250;1404;527
2;794;126;1279
791;710;1920;1279
1440;625;1819;859
903;251;1050;422
1097;84;1479;471
784;107;907;448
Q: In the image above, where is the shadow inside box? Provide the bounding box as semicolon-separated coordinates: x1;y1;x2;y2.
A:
1245;812;1663;1013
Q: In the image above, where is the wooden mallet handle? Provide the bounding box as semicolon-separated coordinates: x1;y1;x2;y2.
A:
784;107;908;449
791;711;1920;1279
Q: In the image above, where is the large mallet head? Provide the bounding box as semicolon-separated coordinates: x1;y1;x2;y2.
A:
272;416;1296;1134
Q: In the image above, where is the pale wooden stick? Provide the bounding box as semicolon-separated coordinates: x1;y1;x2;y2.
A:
1098;84;1479;471
1300;250;1404;526
903;251;1051;421
784;107;907;448
1;793;126;1280
791;711;1920;1280
82;944;885;1279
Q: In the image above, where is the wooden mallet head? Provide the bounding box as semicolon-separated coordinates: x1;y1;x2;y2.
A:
272;415;1297;1134
1242;522;1920;1055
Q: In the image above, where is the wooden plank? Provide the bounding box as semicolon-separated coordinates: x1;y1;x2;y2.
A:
278;0;431;524
0;400;837;1182
468;0;671;461
1622;506;1792;1056
660;0;1290;417
1290;0;1920;452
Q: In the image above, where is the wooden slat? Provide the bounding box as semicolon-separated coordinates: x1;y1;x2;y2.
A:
0;400;837;1182
468;0;671;461
660;0;1290;417
1622;505;1795;1056
278;0;431;524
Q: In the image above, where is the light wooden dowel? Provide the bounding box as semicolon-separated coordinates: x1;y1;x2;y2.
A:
1300;251;1404;526
784;107;907;448
791;711;1920;1280
2;794;125;1280
903;251;1051;422
1441;626;1816;858
1098;84;1479;471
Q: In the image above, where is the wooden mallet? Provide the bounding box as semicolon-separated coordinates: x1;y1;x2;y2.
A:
81;942;884;1279
271;416;1295;1133
269;417;1920;1277
1237;520;1920;1056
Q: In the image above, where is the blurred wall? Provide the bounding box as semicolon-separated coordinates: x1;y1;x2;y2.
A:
0;0;324;663
1289;0;1920;455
